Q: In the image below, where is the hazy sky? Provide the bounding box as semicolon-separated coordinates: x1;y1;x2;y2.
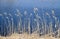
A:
0;0;60;8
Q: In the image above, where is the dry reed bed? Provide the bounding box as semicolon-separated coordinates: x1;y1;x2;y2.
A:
0;33;60;39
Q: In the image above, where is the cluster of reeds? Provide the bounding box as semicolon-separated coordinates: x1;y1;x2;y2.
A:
0;8;60;39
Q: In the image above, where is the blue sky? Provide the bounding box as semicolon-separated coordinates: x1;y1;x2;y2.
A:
0;0;60;8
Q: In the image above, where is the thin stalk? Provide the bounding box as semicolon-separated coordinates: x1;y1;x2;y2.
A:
11;18;14;34
28;18;30;34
